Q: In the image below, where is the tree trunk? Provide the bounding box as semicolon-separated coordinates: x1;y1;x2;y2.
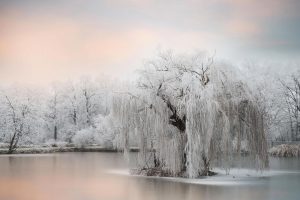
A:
54;125;57;141
200;154;210;176
8;131;17;154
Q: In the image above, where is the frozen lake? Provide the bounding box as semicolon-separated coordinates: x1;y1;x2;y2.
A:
0;152;299;200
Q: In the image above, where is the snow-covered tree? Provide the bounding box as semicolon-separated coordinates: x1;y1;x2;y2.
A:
279;70;300;141
68;77;119;146
113;51;269;177
44;86;61;141
0;87;42;153
77;77;100;128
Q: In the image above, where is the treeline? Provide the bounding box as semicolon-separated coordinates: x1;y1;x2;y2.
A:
0;54;299;154
0;77;122;153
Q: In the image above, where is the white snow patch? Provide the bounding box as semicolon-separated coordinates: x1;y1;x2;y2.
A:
107;168;300;186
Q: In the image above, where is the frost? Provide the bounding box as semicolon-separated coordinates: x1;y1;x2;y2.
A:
44;139;69;148
113;51;269;178
269;144;300;157
73;127;97;147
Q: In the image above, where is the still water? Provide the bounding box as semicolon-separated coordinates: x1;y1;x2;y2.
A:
0;152;299;200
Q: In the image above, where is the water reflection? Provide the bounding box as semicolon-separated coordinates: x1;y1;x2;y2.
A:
0;153;299;200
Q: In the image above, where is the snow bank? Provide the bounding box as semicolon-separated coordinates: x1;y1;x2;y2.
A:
0;146;115;154
44;139;69;148
269;144;300;157
108;168;300;186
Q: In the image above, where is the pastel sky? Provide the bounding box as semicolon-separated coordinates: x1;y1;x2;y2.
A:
0;0;300;85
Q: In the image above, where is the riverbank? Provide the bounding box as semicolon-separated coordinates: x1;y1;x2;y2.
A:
1;144;299;157
0;145;139;154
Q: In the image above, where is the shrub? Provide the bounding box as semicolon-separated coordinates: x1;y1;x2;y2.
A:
269;144;300;157
72;128;96;147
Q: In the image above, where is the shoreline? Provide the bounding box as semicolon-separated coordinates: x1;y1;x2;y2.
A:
0;146;139;154
0;144;299;157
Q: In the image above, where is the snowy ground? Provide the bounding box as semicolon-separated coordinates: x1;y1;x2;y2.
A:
107;168;300;186
0;145;139;154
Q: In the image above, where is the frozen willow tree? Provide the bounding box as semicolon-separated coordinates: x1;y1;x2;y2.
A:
112;51;269;178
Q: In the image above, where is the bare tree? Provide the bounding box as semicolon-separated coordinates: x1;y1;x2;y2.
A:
79;78;98;128
63;84;78;126
4;95;31;153
280;72;300;141
45;89;59;141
